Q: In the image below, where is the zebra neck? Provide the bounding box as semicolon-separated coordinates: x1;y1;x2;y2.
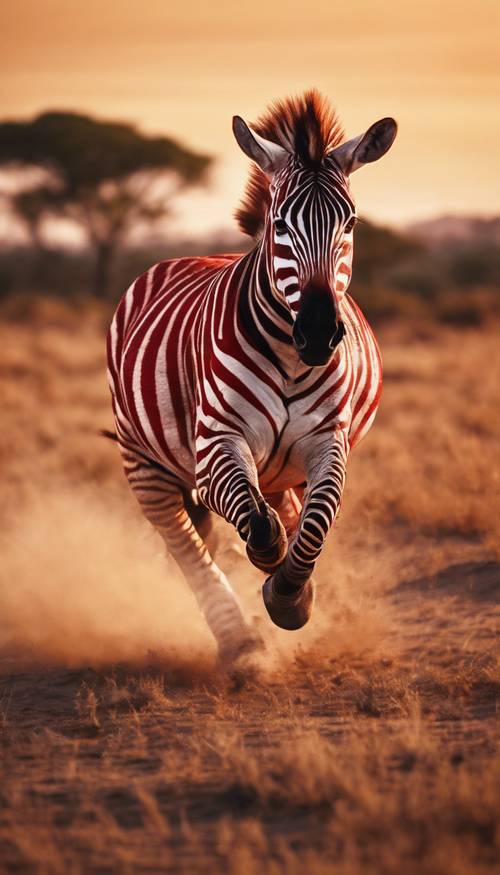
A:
237;242;306;381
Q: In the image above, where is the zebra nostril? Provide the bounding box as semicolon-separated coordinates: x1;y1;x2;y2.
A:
293;324;307;350
329;320;345;349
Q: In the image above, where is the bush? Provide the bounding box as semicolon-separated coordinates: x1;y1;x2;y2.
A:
0;219;498;329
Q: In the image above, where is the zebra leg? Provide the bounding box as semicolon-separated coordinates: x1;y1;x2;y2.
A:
121;449;259;661
262;433;348;630
181;486;220;556
196;438;288;574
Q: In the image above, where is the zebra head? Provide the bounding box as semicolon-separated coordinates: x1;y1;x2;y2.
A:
233;100;397;367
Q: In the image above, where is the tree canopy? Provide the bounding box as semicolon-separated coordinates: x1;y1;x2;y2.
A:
0;110;212;296
0;111;210;190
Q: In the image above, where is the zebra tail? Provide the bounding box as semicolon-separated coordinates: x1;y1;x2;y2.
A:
100;428;118;442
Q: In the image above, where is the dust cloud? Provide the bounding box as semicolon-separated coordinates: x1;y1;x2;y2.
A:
0;481;394;676
0;485;213;669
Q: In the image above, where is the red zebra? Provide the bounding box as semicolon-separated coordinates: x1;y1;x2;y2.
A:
107;90;397;663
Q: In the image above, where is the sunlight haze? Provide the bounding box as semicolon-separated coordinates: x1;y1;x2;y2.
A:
1;0;499;234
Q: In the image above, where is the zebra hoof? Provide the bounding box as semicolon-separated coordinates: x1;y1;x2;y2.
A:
218;624;266;663
246;506;287;573
219;630;266;685
262;576;315;630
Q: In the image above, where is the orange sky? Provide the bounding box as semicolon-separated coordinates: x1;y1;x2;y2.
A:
1;0;499;233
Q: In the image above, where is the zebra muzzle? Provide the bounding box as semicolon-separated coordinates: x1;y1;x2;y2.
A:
292;282;342;365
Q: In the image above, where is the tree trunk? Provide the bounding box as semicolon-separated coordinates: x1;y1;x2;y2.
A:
93;240;114;299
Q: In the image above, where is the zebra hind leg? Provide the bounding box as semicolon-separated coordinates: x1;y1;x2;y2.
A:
182;487;219;555
122;452;262;666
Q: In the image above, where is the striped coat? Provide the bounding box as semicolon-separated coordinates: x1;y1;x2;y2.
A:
107;90;396;662
108;252;381;492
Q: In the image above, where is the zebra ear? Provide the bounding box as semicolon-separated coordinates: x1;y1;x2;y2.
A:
331;118;398;174
232;116;290;176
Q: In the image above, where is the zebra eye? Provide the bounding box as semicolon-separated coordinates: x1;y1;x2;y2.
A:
274;218;288;236
344;216;357;234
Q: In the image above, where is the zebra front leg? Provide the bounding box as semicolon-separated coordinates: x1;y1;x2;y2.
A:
121;449;259;662
263;432;348;630
195;437;288;574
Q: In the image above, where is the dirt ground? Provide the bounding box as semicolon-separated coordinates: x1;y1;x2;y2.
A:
0;300;498;874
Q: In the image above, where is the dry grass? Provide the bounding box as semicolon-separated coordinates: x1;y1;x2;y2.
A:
1;673;498;874
0;300;499;873
366;323;500;551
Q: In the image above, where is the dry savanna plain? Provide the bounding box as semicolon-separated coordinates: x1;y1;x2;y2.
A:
0;298;498;874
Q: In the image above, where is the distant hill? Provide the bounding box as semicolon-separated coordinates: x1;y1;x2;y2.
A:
407;215;500;247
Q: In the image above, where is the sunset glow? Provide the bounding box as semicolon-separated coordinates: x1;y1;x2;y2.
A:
1;0;499;232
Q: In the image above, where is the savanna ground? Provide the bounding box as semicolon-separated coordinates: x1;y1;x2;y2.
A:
0;298;498;874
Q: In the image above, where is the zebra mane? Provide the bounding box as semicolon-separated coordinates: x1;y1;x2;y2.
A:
235;89;345;238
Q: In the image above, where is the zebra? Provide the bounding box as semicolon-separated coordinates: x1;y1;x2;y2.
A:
107;90;397;664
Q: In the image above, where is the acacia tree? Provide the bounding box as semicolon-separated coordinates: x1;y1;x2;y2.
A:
0;111;211;297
